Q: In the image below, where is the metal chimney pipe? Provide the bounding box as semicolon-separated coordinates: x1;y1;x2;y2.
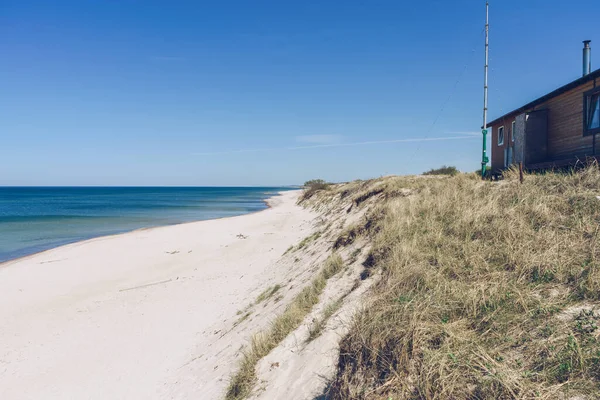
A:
583;40;591;76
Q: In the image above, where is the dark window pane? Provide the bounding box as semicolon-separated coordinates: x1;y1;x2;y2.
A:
589;94;600;130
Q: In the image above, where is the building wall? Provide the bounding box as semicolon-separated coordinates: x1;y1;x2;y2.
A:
490;78;600;170
490;123;502;172
490;114;518;172
514;113;526;164
531;80;595;160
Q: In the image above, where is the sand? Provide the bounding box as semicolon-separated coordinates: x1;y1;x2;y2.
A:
0;191;317;400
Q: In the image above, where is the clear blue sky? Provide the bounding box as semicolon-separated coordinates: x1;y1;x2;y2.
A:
1;0;598;186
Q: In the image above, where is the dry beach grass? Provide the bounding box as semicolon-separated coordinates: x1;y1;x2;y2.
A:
315;165;600;399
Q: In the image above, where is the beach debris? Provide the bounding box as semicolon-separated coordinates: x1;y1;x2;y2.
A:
119;278;173;292
165;250;180;254
236;234;248;239
270;362;280;370
178;354;203;370
39;259;66;264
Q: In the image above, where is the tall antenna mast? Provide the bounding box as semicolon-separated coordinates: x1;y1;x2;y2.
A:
481;1;490;179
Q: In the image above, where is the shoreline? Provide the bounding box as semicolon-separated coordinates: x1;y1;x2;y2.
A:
0;190;294;268
0;189;316;399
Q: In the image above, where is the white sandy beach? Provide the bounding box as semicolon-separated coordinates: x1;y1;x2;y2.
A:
0;191;317;400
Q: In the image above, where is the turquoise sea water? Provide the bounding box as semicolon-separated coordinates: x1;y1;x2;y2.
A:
0;187;291;263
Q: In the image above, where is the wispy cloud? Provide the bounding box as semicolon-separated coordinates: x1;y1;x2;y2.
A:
295;134;343;144
193;135;478;156
443;131;481;136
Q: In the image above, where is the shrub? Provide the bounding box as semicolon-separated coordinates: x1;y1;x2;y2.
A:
304;179;329;190
423;165;460;176
300;179;330;202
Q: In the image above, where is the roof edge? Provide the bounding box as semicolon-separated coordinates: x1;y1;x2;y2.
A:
486;68;600;128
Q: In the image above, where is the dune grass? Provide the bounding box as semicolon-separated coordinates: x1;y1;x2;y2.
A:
297;231;322;250
322;165;600;399
284;231;322;255
255;284;281;304
225;253;343;400
307;297;344;343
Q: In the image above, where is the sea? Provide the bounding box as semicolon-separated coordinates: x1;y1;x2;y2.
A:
0;187;292;263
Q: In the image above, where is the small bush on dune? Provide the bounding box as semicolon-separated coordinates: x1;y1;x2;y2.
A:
304;179;329;190
299;179;331;202
423;165;460;176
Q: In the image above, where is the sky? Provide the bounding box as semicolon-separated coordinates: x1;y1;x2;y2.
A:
1;0;599;186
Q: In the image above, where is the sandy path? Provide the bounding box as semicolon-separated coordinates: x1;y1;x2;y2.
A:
0;191;316;400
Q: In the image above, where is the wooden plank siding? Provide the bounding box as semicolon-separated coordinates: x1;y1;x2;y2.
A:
534;80;595;160
490;78;599;171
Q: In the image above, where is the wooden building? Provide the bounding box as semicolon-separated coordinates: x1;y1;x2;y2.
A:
488;41;600;173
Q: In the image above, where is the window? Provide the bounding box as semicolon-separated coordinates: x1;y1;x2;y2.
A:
588;94;600;130
584;88;600;136
511;121;516;142
497;126;505;146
